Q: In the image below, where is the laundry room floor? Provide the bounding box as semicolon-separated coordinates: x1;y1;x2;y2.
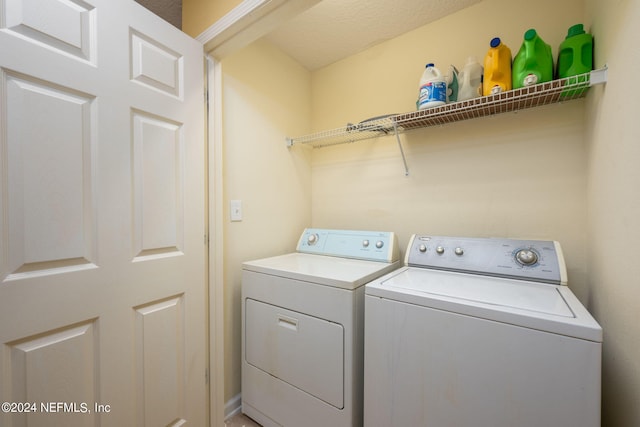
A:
225;413;262;427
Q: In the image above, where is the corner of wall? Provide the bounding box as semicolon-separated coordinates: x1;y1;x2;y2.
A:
183;0;243;37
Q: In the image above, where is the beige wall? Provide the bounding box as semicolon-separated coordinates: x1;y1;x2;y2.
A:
311;104;589;291
310;0;591;299
586;0;640;425
219;38;312;401
195;0;640;424
309;0;640;425
182;0;242;37
310;0;586;130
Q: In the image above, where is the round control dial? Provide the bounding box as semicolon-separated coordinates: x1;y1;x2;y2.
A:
516;249;538;265
376;240;384;249
307;234;319;245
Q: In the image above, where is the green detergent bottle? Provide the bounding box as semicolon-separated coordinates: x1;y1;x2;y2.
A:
557;24;593;97
557;24;593;78
512;29;553;89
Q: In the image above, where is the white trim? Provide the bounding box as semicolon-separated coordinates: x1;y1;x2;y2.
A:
201;3;319;426
202;4;319;425
207;54;226;427
224;393;243;420
554;240;569;286
197;0;321;58
196;0;274;44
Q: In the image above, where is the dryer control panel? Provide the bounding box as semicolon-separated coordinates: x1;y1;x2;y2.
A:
405;235;567;285
297;228;399;263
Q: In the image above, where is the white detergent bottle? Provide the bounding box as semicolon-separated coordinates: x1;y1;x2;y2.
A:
457;56;484;101
418;63;447;110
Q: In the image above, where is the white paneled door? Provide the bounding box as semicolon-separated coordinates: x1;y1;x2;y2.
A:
0;1;206;426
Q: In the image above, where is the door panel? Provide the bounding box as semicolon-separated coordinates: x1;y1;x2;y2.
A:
134;296;185;427
132;110;184;258
6;320;98;426
0;1;206;426
3;0;96;62
4;71;97;278
130;29;182;97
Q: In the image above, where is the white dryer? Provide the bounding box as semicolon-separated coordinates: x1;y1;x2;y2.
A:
242;228;400;427
364;235;602;427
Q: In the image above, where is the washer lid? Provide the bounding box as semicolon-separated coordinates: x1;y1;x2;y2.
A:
243;253;400;290
366;268;602;342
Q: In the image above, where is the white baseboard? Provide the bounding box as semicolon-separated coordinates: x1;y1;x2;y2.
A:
224;393;242;420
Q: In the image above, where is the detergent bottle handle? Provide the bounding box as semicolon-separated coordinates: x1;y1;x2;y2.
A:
524;38;535;69
491;49;500;76
462;69;471;86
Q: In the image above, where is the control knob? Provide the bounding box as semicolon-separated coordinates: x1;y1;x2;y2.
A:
376;240;384;249
516;249;538;265
307;234;319;245
362;239;370;248
436;246;445;255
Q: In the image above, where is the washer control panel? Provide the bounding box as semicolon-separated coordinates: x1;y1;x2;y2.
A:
406;235;567;285
297;228;399;263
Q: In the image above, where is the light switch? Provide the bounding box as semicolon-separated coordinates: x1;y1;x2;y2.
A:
230;199;242;221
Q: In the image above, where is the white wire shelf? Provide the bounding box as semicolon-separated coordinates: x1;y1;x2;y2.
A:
287;67;607;149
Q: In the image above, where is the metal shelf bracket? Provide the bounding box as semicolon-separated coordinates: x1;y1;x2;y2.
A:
393;121;409;176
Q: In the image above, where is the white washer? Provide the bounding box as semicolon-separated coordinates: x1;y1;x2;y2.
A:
242;228;400;427
364;235;602;427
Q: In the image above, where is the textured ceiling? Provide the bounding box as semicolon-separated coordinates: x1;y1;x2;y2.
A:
264;0;482;70
136;0;182;29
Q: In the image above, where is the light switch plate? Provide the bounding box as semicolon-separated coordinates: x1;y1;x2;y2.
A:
230;199;242;221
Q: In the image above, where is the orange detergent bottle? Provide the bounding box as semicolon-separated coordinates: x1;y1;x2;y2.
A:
483;37;512;96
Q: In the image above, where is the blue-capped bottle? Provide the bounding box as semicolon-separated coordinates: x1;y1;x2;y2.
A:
418;63;447;110
483;37;512;96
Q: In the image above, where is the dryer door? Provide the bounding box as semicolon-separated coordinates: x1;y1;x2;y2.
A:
245;299;345;408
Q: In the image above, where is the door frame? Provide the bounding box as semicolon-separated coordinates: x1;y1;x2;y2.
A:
206;55;225;427
200;1;321;426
